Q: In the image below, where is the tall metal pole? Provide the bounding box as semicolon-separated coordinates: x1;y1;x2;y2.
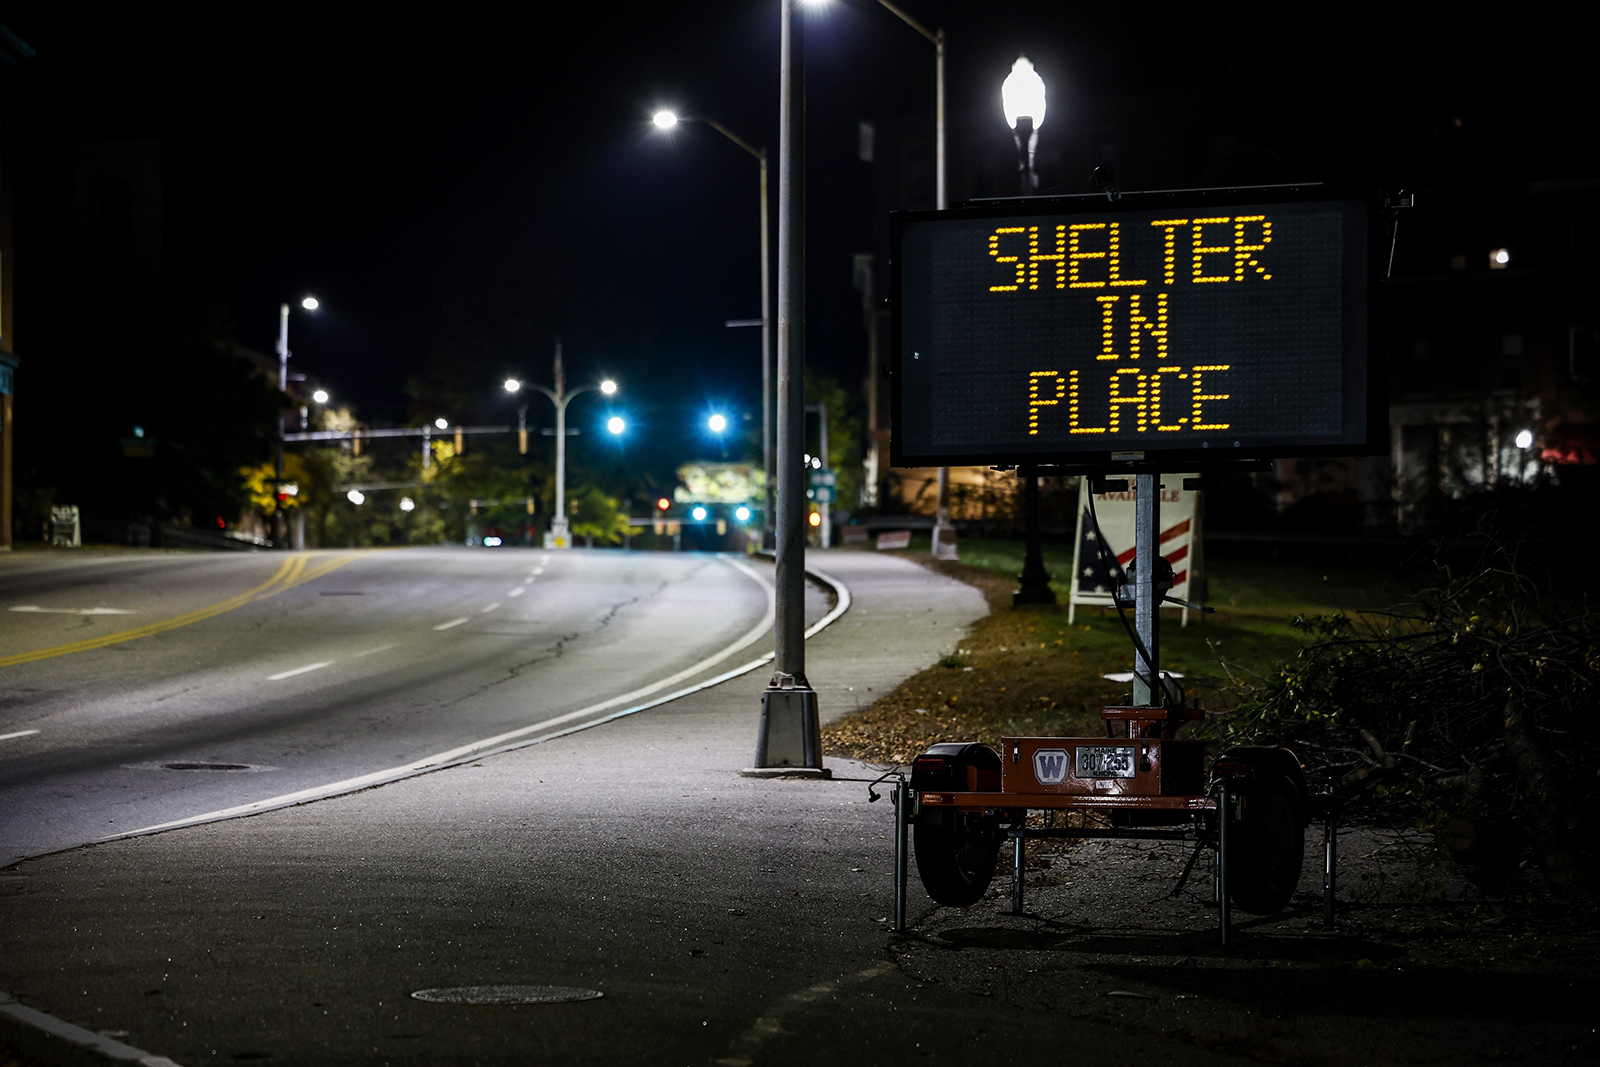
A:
761;152;774;548
879;2;955;560
1132;471;1161;706
775;0;806;682
930;27;958;560
274;303;290;549
752;0;822;774
551;340;569;547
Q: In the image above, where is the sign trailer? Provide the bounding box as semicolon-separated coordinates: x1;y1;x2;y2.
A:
880;184;1381;943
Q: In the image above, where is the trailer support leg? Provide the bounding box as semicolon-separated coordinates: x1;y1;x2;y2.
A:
893;783;909;933
1217;785;1231;947
1322;795;1337;928
1010;829;1025;916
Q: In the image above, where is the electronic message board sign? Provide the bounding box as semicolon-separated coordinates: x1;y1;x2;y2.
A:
891;186;1378;468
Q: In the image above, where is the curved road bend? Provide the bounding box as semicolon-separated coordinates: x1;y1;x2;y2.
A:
0;547;815;866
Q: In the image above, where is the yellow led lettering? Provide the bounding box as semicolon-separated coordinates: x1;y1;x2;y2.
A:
1233;215;1273;280
1150;219;1188;285
1068;223;1108;288
1028;371;1065;434
1108;368;1148;433
988;227;1027;291
1107;223;1147;287
1028;225;1068;290
1192;218;1234;283
1150;367;1190;431
1067;369;1106;434
1096;295;1120;360
1128;292;1168;361
1191;365;1232;429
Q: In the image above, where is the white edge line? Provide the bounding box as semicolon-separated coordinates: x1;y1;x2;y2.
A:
98;557;850;843
0;729;41;742
433;617;469;631
0;993;182;1067
265;661;333;681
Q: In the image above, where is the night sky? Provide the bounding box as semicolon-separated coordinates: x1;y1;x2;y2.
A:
6;3;1593;500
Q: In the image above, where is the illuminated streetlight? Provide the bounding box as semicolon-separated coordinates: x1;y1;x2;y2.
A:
708;413;727;433
311;389;329;404
651;111;773;546
346;489;365;505
735;505;752;522
1002;55;1047;131
607;416;626;435
434;417;448;430
1515;429;1535;449
503;342;620;547
692;505;708;521
399;496;416;512
1006;53;1056;608
275;296;322;548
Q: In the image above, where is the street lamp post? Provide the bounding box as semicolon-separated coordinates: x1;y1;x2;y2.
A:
506;340;616;549
875;1;957;561
751;0;823;775
651;111;773;549
274;296;318;549
1002;56;1056;606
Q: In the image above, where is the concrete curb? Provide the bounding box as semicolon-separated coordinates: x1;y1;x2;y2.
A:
1;993;181;1067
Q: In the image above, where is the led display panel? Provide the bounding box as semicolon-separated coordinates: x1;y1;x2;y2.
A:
891;187;1377;467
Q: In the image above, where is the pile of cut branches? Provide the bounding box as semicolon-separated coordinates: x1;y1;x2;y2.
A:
1212;525;1598;893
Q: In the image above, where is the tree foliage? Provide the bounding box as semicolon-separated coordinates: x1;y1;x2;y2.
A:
1213;517;1599;893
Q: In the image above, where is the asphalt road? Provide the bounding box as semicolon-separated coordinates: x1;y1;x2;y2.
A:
0;547;823;867
5;547;1577;1066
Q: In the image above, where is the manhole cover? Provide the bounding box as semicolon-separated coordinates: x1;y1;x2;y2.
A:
410;986;603;1005
162;762;254;771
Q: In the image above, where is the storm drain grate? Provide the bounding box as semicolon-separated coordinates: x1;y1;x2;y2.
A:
162;762;254;771
411;986;603;1005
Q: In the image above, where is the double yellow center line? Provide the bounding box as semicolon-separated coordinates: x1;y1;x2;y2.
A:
0;551;368;669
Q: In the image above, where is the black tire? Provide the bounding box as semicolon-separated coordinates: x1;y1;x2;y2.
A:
913;812;1001;907
1228;778;1305;915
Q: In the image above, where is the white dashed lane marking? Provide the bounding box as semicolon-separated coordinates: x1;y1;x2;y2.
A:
267;661;333;681
433;617;469;631
0;729;41;743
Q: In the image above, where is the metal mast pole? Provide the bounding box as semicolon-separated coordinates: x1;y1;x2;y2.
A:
761;151;774;548
552;340;569;547
274;303;290;549
753;0;823;774
880;2;955;559
1132;472;1161;706
931;27;958;560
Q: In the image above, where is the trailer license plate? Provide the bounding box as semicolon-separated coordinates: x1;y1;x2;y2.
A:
1076;746;1137;778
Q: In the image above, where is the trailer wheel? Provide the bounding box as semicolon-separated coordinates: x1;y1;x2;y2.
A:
914;812;1000;907
1228;778;1304;915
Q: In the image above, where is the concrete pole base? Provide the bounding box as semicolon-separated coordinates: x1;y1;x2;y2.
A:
753;685;822;770
931;521;959;561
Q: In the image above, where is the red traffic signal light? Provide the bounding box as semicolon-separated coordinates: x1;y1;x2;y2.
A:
656;497;671;511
